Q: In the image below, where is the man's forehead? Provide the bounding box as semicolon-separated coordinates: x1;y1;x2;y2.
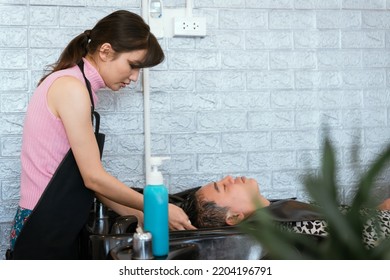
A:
198;182;216;197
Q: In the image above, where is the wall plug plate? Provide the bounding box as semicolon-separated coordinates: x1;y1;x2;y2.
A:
173;17;207;37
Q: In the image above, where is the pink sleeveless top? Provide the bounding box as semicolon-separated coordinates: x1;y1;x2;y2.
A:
19;58;105;210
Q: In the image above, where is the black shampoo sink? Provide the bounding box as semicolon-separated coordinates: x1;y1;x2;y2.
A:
110;227;266;260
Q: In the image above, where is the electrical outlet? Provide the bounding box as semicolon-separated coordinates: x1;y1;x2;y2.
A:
173;17;206;37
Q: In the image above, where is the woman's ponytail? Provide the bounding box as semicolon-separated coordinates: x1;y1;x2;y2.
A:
38;10;164;85
38;30;90;85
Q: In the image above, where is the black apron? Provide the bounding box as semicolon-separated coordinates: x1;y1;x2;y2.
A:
11;60;105;259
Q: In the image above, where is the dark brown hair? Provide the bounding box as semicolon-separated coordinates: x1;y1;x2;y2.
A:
181;189;229;228
39;10;164;84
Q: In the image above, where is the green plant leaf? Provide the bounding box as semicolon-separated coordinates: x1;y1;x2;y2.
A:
240;137;390;259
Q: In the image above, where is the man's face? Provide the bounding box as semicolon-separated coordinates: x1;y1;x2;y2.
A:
198;176;260;215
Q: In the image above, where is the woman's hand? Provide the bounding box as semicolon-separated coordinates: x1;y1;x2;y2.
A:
168;203;196;231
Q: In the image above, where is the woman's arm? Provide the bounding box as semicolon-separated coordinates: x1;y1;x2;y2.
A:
96;193;144;228
49;76;144;209
48;76;195;230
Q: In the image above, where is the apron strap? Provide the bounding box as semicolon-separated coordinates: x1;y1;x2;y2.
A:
77;60;101;135
77;60;95;111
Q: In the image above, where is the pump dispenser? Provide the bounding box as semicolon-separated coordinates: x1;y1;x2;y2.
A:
143;156;170;257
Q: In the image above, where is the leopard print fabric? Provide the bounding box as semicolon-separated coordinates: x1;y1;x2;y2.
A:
280;207;390;248
284;220;329;237
360;209;390;248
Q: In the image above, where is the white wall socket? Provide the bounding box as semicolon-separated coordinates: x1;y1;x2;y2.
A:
173;17;207;37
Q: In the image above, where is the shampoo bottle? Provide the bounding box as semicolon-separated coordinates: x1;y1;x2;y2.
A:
144;156;169;257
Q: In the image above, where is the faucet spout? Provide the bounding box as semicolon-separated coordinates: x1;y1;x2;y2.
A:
89;198;110;235
94;199;108;219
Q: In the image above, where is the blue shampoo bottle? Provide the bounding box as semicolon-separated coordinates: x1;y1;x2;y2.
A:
144;157;169;257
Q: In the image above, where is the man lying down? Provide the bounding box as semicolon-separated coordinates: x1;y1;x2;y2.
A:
176;176;390;249
114;175;390;248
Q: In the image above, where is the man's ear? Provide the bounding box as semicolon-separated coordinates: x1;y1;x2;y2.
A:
98;43;113;61
225;211;245;226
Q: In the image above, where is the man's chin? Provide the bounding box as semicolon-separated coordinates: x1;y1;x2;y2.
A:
246;178;258;187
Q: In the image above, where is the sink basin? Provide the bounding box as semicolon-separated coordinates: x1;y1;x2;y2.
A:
80;209;139;259
82;204;265;260
110;243;199;260
81;200;326;260
109;227;266;260
82;201;265;260
82;200;265;260
89;234;134;260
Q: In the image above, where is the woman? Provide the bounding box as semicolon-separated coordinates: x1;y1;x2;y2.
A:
8;10;194;260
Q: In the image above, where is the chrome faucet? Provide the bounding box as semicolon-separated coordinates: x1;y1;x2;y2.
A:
89;198;110;235
94;198;108;219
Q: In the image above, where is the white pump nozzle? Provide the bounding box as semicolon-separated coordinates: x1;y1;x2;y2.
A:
150;156;170;167
147;156;170;185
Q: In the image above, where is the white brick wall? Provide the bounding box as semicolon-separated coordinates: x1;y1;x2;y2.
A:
1;0;390;256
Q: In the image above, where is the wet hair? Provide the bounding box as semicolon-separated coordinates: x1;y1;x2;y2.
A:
39;10;164;84
181;188;230;228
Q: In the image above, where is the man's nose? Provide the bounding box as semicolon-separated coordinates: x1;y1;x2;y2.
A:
222;175;235;184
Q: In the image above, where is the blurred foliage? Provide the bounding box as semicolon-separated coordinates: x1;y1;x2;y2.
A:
240;138;390;259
